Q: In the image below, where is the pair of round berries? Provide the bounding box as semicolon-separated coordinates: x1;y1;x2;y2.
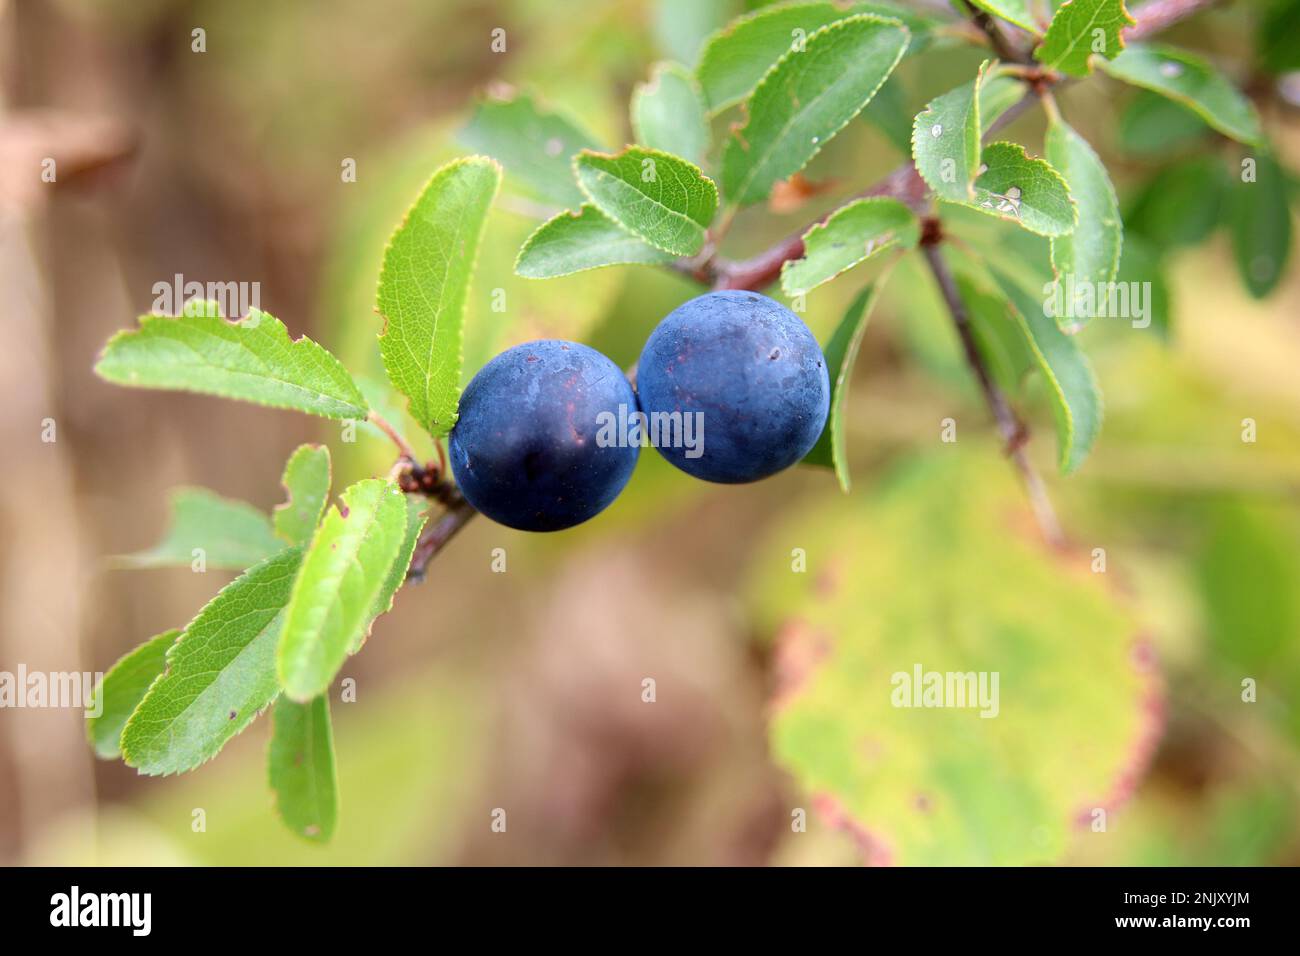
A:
449;291;831;531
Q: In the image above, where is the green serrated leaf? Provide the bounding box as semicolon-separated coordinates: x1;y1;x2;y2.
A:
359;496;429;654
912;63;988;202
574;147;718;256
721;14;909;207
1035;0;1134;76
968;0;1042;35
95;307;368;420
910;60;1021;171
1098;44;1263;146
697;2;866;113
748;452;1148;865
1046;119;1122;323
990;266;1103;474
515;204;677;279
802;281;885;490
953;141;1077;238
277;480;410;702
268;695;338;842
1231;150;1293;299
114;487;282;571
377;157;501;439
122;547;303;776
86;630;179;760
697;2;934;114
273;445;332;546
457;92;600;208
632;62;710;168
780;198;917;296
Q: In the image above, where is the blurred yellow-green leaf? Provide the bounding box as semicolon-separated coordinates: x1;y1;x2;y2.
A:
749;453;1152;864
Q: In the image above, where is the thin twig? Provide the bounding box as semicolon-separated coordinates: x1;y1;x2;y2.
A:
919;241;1065;548
406;487;478;582
963;1;1033;63
713;163;930;290
368;410;416;461
986;88;1040;136
1038;87;1062;125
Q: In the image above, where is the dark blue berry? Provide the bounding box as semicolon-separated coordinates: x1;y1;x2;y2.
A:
450;340;638;531
636;291;829;483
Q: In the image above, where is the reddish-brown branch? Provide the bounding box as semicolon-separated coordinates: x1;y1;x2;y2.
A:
962;0;1034;63
919;242;1064;547
368;410;416;462
713;164;929;290
406;487;477;582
